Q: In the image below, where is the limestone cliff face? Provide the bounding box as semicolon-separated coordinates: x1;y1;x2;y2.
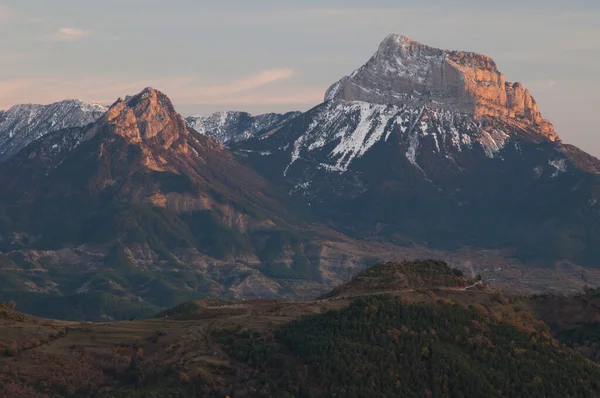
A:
326;34;557;141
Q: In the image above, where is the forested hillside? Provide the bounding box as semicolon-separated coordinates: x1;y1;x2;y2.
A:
220;296;600;397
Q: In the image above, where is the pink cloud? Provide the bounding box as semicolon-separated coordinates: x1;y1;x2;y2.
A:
57;28;91;40
37;28;92;42
0;69;316;111
209;68;295;95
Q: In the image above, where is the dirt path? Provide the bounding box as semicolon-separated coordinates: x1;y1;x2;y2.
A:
318;280;484;302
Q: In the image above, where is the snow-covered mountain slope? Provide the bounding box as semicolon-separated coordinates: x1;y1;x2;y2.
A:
234;99;580;198
284;101;510;175
185;111;300;145
0;100;107;162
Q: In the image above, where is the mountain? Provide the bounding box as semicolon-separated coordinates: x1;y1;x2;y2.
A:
0;99;107;162
2;260;600;397
232;34;600;270
185;110;300;145
0;88;298;317
0;87;407;320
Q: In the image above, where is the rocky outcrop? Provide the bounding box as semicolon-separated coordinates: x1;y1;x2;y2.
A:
326;34;557;141
93;87;188;149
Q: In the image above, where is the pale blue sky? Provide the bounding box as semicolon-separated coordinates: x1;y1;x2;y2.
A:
1;1;599;154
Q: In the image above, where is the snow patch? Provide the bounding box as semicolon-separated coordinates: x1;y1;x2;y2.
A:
549;158;567;177
479;129;509;158
286;102;408;173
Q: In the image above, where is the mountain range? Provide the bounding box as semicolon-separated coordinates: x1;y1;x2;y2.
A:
1;34;600;320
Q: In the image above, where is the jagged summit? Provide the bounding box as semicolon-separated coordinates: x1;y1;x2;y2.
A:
326;34;557;141
375;34;499;71
97;87;188;147
111;87;177;114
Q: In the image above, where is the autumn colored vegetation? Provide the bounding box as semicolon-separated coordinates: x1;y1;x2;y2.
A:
1;260;600;397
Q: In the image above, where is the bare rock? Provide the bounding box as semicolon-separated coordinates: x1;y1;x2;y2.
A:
326;34;557;141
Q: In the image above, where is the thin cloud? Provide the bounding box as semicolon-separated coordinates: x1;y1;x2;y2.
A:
0;69;302;110
78;69;297;102
57;28;91;40
37;28;92;42
176;68;295;100
205;69;295;96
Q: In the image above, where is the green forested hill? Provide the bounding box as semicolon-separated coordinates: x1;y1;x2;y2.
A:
221;296;600;397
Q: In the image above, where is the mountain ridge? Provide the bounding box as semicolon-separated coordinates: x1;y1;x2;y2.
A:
186;110;300;145
0;99;107;162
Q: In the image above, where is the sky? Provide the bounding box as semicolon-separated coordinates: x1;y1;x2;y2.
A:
1;0;599;155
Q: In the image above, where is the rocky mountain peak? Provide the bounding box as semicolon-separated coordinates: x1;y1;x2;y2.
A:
326;34;557;142
98;87;187;147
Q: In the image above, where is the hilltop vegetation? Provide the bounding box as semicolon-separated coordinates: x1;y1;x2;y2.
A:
321;259;473;299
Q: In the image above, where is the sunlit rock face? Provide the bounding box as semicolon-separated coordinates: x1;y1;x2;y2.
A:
99;87;188;149
326;34;557;142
